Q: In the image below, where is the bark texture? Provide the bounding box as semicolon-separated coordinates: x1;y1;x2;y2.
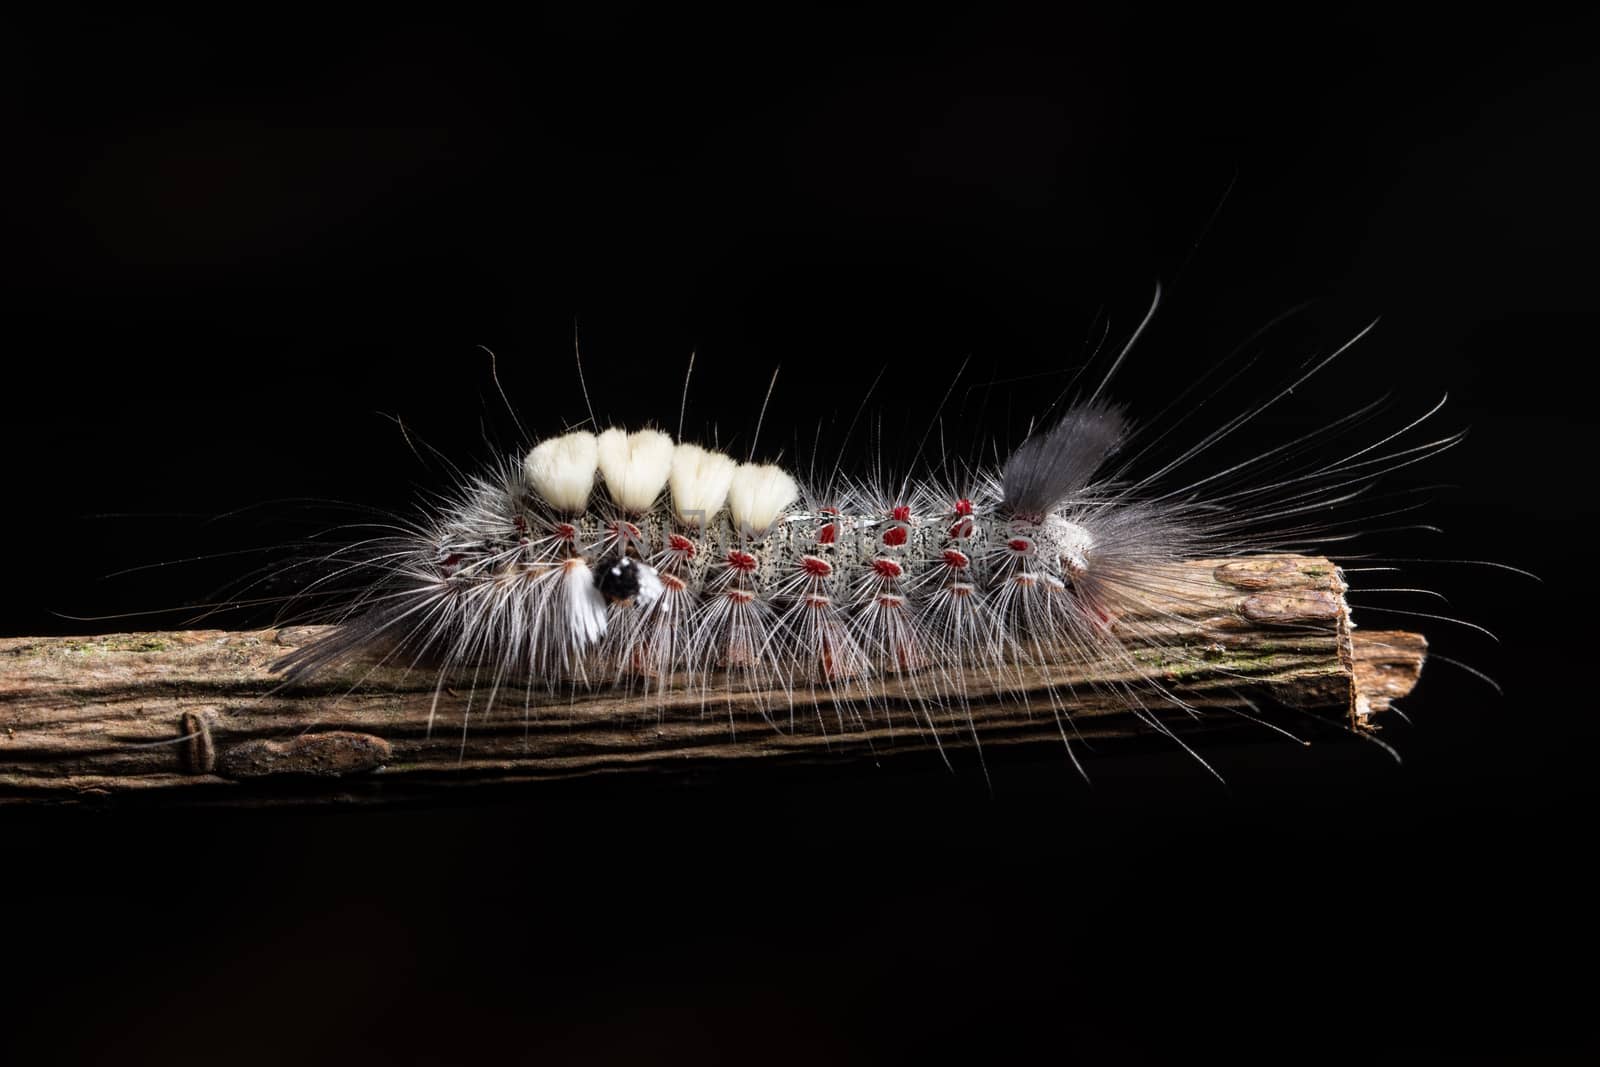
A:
0;556;1424;805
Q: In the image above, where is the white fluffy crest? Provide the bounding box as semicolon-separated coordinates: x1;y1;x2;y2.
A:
524;431;599;513
668;443;738;527
596;428;676;514
727;462;798;536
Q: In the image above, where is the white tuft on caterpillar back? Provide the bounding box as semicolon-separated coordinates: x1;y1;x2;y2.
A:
523;431;600;514
668;443;738;528
726;463;800;537
596;428;676;515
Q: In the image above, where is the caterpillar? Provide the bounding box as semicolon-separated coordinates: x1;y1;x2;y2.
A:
257;298;1470;778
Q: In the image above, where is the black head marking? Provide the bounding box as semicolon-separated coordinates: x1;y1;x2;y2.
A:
594;555;642;602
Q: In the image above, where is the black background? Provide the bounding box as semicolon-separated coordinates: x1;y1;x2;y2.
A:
3;8;1595;1063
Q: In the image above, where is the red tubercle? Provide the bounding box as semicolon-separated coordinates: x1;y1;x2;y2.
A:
948;517;975;539
875;593;907;608
1006;537;1034;554
627;643;662;679
953;498;973;516
817;523;838;544
1077;593;1114;628
871;557;903;579
800;555;833;578
609;520;643;542
725;588;755;604
890;632;925;671
554;522;578;542
803;593;832;608
819;629;869;682
895;646;925;672
941;548;970;570
948;582;975;598
660;573;688;593
726;549;758;573
881;524;909;547
890;504;911;522
667;533;697;556
1011;572;1039;587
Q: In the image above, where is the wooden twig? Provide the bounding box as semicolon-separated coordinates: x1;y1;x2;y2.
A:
0;556;1424;805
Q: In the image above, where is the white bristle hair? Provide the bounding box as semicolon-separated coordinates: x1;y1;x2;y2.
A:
727;462;798;536
523;431;600;513
668;443;738;527
596;428;676;514
560;558;609;650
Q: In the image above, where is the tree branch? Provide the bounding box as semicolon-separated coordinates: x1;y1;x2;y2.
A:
0;556;1423;805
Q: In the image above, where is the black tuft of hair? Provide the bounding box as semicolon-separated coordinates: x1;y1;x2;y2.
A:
1000;401;1127;520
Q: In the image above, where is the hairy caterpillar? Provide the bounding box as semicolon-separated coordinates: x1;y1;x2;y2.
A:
251;296;1472;780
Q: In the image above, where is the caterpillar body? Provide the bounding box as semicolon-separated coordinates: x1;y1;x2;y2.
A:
278;417;1116;694
270;324;1459;773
